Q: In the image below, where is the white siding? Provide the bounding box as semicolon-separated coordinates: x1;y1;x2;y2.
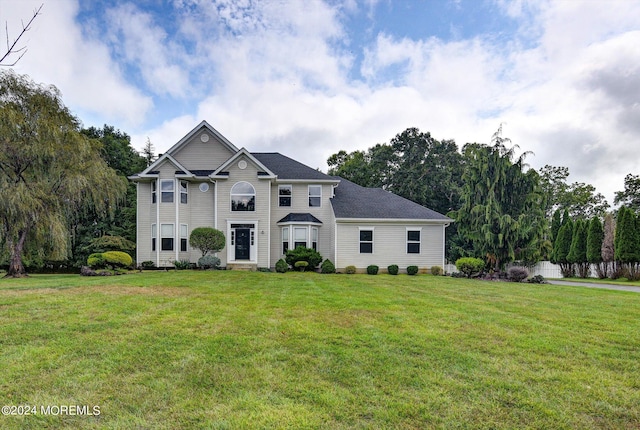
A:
172;132;236;170
335;222;445;272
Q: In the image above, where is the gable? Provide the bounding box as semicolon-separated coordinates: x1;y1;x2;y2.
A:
171;124;238;171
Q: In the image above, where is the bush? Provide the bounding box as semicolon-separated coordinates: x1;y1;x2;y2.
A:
294;261;309;272
198;255;220;270
87;253;106;269
285;247;323;270
529;274;546;284
103;251;134;269
407;265;419;275
345;265;357;274
450;271;466;278
367;265;379;275
321;259;336;274
430;266;443;276
507;266;529;282
80;266;97;276
275;259;289;273
173;259;192;270
386;264;398;275
141;260;155;269
455;257;485;278
189;227;226;256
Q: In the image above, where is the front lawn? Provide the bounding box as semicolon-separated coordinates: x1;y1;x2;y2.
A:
1;271;638;429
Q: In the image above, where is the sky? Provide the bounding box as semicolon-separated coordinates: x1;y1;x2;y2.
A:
2;0;640;206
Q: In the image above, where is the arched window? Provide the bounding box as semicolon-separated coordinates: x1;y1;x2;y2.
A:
231;181;255;211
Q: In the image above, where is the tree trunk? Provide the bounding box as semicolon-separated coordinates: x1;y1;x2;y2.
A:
5;230;28;278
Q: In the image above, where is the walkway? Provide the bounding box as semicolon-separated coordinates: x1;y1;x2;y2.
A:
547;280;640;293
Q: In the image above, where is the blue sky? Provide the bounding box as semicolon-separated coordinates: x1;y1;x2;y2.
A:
4;0;640;205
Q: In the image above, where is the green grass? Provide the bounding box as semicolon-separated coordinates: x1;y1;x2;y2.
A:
1;271;639;429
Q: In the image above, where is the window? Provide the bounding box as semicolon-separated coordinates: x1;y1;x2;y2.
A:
407;229;421;254
180;224;188;252
294;227;307;249
279;185;292;207
161;224;174;251
231;181;255;211
359;229;373;254
311;227;318;251
151;224;157;251
282;227;289;254
308;185;321;207
180;181;188;204
161;180;174;203
152;181;157;204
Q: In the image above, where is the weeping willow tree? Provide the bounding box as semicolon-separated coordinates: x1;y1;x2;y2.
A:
450;126;546;271
0;71;126;277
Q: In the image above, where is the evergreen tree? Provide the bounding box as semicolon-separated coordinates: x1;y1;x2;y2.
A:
551;209;562;244
552;218;574;277
568;219;589;278
615;206;640;279
587;217;605;278
601;213;615;278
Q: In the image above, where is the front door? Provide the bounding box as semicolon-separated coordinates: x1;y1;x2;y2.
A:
235;228;250;260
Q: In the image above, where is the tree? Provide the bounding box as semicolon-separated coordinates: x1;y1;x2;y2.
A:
142;137;156;167
450;126;546;270
551;209;562;244
614;206;640;280
552;218;574;278
614;173;640;213
1;4;43;66
0;71;126;277
189;227;225;257
568;219;589;278
587;216;606;278
601;213;615;278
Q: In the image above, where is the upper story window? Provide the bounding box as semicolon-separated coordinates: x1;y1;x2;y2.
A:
152;181;157;204
161;180;174;203
279;185;292;207
231;181;255;211
180;181;188;204
407;229;421;254
308;185;321;207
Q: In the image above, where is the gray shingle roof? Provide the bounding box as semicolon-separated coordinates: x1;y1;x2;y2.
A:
277;213;323;224
331;177;452;221
252;153;336;181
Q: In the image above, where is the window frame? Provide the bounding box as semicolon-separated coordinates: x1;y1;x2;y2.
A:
407;228;421;254
160;179;174;203
231;181;256;212
308;185;322;207
152;181;157;204
279;184;292;207
311;227;318;251
282;226;289;254
151;224;157;251
293;227;308;249
359;228;374;254
180;181;188;204
161;223;174;251
180;224;188;252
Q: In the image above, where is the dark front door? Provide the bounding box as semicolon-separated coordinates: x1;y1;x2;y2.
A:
235;228;250;260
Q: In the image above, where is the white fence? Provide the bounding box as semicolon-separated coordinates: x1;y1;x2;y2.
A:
446;261;597;279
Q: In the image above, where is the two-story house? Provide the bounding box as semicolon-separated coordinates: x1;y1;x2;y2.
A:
129;121;452;272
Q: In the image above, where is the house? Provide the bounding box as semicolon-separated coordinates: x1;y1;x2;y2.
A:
129;121;452;272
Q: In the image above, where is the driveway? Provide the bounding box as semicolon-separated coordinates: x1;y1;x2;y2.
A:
547;279;640;293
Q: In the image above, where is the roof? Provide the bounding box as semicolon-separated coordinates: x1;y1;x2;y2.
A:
277;213;323;224
330;177;452;221
252;153;337;181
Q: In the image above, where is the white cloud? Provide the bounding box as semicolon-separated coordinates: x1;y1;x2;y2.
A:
6;0;153;128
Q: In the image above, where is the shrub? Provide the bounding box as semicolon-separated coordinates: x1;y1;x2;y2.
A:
507;266;529;282
87;253;106;269
103;251;134;269
198;255;220;270
294;261;309;272
173;259;192;270
455;257;485;278
189;227;226;257
321;259;336;274
529;274;546;284
430;266;443;276
450;271;466;278
141;260;155;269
285;247;323;270
345;265;357;274
367;265;379;275
387;264;399;275
81;266;97;276
407;265;419;276
275;259;289;273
